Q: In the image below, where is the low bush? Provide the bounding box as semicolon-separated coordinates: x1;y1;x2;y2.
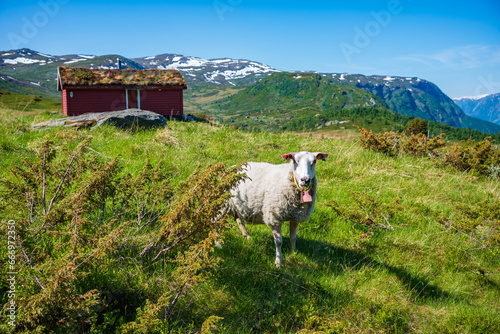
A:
357;126;446;157
404;117;427;136
358;126;500;177
0;138;244;333
442;137;500;176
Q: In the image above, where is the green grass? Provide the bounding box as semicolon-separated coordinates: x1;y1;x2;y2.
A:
1;98;499;333
0;90;62;113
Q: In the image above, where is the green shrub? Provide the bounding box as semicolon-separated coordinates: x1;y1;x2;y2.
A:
357;126;446;157
443;137;500;175
0;138;244;333
404;118;427;136
358;126;500;177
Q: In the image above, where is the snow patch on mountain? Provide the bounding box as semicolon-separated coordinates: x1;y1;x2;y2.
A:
132;53;279;84
453;94;491;101
0;48;281;86
64;59;85;64
175;58;209;68
4;57;46;65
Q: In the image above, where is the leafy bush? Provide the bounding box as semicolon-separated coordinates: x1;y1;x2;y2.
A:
443;137;500;175
404;118;427;136
357;126;446;157
357;126;500;177
0;138;244;333
356;127;398;154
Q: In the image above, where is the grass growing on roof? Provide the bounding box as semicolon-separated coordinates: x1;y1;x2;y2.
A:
58;67;187;87
0;97;499;333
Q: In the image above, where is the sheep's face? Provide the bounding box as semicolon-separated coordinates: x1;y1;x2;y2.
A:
282;151;329;190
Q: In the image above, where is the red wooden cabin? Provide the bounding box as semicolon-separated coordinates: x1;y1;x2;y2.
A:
57;66;187;117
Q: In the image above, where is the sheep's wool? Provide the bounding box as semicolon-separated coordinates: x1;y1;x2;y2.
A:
223;151;327;267
227;162;317;228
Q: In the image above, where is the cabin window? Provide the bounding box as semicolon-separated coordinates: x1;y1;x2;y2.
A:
70;91;74;98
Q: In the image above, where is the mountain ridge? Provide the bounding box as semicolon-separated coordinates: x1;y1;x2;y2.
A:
453;93;500;126
1;48;499;134
132;53;279;85
337;73;500;134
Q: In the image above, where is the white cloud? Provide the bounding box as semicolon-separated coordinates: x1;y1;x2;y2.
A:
399;45;500;69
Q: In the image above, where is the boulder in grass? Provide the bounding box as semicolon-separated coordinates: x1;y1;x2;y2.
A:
32;109;167;130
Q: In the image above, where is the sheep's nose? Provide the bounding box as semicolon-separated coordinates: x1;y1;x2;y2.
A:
301;177;311;185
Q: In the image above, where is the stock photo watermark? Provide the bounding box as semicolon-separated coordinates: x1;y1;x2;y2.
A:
475;74;500;97
213;0;243;21
7;0;69;49
340;0;404;63
5;220;17;327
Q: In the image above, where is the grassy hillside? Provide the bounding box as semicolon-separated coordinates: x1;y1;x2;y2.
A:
201;73;500;141
183;84;245;114
0;75;59;98
206;72;389;131
0;99;499;333
0;90;61;114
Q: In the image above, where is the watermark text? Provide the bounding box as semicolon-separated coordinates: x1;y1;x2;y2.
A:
340;0;404;63
475;74;500;97
8;0;69;48
213;0;243;21
5;220;17;327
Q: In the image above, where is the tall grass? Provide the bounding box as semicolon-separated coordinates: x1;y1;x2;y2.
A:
0;105;499;333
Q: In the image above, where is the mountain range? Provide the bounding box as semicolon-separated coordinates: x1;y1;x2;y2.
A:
0;48;278;96
1;48;499;134
454;93;500;126
207;72;389;131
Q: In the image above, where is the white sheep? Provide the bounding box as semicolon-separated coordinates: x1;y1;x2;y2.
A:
225;151;328;267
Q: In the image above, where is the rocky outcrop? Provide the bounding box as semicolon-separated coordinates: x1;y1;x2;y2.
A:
32;109;167;129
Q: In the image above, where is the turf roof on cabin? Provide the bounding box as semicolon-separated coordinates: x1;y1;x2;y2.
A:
57;66;187;90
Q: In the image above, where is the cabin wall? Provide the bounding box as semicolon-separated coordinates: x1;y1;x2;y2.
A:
63;89;127;116
141;89;184;116
62;88;184;117
62;89;68;115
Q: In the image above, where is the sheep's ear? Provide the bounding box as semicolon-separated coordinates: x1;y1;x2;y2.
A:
282;153;295;162
315;152;329;161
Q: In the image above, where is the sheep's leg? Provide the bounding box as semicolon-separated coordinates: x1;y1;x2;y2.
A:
289;221;299;252
236;218;251;239
272;225;283;267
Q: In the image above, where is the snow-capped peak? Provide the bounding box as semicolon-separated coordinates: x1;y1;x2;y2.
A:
453;94;491;101
0;48;280;85
133;53;279;84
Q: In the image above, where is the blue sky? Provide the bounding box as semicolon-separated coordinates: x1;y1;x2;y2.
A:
0;0;499;98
